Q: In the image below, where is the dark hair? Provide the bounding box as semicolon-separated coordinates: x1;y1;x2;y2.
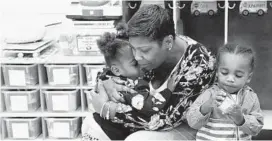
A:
127;4;175;43
217;43;255;71
115;22;129;40
96;32;129;66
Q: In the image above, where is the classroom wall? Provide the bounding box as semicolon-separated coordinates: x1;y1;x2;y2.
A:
228;1;272;110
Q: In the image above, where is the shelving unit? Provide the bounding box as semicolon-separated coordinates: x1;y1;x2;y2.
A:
0;45;105;140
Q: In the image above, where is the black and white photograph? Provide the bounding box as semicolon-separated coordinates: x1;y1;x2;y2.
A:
0;0;271;140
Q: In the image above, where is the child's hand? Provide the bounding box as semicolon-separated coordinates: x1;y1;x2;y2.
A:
225;104;245;126
215;90;227;106
167;71;180;92
200;97;216;115
90;81;109;113
200;91;226;115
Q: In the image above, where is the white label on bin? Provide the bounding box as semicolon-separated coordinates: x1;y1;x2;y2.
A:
10;96;28;111
52;95;69;111
53;122;70;138
8;70;26;86
53;69;70;84
12;123;30;138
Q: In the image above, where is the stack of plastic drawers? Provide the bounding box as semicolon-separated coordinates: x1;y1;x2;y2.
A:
2;64;38;86
3;89;40;112
45;64;79;86
83;65;104;85
4;117;41;139
1;64;41;140
84;90;95;112
83;65;104;112
45;117;80;139
0;91;5;112
44;89;80;112
43;64;81;139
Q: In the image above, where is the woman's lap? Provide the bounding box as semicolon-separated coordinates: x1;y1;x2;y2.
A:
125;123;197;141
82;113;197;140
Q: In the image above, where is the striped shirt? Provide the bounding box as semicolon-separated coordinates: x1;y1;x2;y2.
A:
196;118;251;140
187;85;264;141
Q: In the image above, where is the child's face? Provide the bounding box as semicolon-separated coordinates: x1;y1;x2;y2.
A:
217;53;252;93
111;46;141;80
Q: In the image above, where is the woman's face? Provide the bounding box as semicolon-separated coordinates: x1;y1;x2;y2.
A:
129;36;168;72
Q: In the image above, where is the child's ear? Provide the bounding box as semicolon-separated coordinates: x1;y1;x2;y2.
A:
111;66;121;76
246;72;253;83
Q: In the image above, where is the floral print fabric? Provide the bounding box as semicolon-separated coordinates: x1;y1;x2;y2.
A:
111;35;216;131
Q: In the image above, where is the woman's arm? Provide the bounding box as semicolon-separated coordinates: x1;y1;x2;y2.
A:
162;43;216;128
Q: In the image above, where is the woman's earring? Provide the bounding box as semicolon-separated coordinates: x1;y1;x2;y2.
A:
168;44;173;50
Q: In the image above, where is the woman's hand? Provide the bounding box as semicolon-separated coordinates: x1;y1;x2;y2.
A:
90;80;109;113
102;77;137;103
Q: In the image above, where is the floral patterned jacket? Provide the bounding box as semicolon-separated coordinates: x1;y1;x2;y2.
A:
99;35;216;132
96;68;173;119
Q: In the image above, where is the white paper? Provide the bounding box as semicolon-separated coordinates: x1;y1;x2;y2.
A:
52;95;69;111
53;69;70;84
53;122;70;138
8;70;26;86
10;95;28;111
12;123;30;138
77;36;100;51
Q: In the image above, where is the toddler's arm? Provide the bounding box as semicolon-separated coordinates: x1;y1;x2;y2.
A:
238;92;264;136
186;88;213;130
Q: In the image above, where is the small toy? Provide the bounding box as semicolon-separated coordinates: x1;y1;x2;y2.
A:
217;90;236;114
239;0;268;16
191;0;218;16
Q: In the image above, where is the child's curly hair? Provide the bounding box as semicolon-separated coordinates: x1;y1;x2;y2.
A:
96;31;130;66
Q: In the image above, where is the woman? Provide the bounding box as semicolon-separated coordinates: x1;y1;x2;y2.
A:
82;4;216;140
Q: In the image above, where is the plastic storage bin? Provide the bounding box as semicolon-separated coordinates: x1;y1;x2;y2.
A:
45;117;80;139
4;117;41;139
1;67;4;86
0;118;2;138
0;92;5;112
44;89;80;112
3;89;40;112
2;64;38;86
83;65;104;85
45;64;79;85
84;90;95;112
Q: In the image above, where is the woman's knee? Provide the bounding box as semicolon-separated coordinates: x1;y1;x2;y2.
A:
125;130;175;141
125;131;156;141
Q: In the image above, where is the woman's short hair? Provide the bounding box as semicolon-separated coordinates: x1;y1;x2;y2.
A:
127;4;175;42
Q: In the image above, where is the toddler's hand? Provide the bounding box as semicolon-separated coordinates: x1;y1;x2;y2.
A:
215;90;227;106
225;104;245;125
200;96;217;115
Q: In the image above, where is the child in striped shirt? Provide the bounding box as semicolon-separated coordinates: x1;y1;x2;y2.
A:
187;43;264;140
